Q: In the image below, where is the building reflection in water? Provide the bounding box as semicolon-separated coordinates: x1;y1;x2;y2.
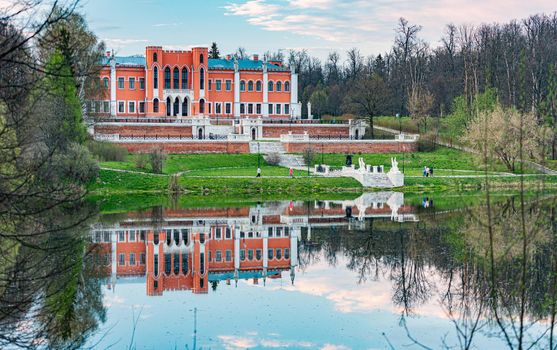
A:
90;192;417;296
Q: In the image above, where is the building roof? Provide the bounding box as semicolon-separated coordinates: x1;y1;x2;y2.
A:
208;58;289;72
100;56;146;66
100;56;289;72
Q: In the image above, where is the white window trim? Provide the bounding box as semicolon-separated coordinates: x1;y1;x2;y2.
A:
128;101;136;114
117;77;125;89
129;77;136;90
117;101;125;113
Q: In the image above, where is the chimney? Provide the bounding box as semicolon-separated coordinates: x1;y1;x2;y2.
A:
253;54;259;61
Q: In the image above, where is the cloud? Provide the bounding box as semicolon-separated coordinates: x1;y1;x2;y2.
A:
224;0;557;55
218;334;315;349
152;22;183;27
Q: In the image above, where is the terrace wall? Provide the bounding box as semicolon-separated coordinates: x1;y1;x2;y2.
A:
282;140;418;154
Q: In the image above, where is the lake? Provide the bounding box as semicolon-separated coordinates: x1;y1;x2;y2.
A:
2;191;556;349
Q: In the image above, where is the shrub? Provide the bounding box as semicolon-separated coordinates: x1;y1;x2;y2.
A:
135;154;149;170
302;147;316;166
149;148;166;174
266;152;281;166
87;140;127;162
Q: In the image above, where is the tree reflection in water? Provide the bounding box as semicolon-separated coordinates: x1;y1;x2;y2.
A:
0;201;106;349
298;195;557;349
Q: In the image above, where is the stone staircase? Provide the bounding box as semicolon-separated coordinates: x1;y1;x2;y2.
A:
249;141;285;154
249;141;306;168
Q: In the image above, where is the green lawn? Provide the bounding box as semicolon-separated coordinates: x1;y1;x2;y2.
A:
183;166;310;177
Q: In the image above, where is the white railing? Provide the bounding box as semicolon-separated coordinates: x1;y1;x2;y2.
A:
94;133;119;141
280;133;309;142
227;134;251;141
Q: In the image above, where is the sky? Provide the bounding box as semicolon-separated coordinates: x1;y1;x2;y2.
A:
79;0;556;60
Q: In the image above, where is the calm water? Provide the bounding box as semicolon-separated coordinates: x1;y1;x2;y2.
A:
2;192;556;349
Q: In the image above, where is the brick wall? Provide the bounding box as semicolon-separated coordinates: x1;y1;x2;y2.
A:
95;124;193;137
120;142;249;154
262;125;349;138
282;141;417;153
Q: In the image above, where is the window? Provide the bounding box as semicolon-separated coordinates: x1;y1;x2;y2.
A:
153;66;158;89
256;249;262;260
216;80;222;91
248;81;254;91
208;79;212;91
276;81;282;92
226;250;232;261
118;77;124;89
268;249;274;260
256;104;261;114
226;80;232;91
119;253;125;265
240;104;245;114
225;103;231;114
164;67;171;89
130;253;136;265
181;68;188;89
174;253;180;274
208;102;211;114
103;77;109;88
276;227;282;237
173;67;179;89
103;101;109;113
140;252;146;265
118;101;125;113
240;249;246;261
248;103;253;114
256;81;262;91
284;248;290;259
139;78;145;89
165;254;171;274
240;80;246;92
216;250;222;262
128;101;135;113
153;52;158;62
248;249;254;261
285;81;290;91
129;77;135;89
276;249;282;259
268;227;273;237
199;99;205;113
268;103;273;114
216;103;221;114
268;81;273;92
200;53;204;64
153;98;159;113
226;228;231;239
215;227;222;239
284;227;290;236
139;101;145;113
199;68;205;90
182;253;188;274
276;104;281;114
285;104;290;115
129;230;136;242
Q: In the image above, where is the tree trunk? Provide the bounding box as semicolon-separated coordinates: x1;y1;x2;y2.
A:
369;115;374;139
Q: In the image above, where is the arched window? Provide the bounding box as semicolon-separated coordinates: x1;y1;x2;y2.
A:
268;81;274;92
284;81;290;92
181;68;188;89
173;67;179;89
248;81;254;91
256;81;262;91
164;67;171;89
153;67;158;89
276;81;282;92
199;68;205;90
240;80;246;92
200;54;204;64
153;98;159;113
153;52;158;63
166;97;171;116
199;99;205;114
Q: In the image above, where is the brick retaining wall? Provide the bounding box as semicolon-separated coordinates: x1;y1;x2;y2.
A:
262;125;350;138
119;142;249;154
283;141;417;153
95;124;193;137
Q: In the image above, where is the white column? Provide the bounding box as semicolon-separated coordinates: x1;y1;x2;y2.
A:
290;68;300;118
307;102;312;119
262;62;269;118
111;230;117;289
110;57;117;116
178;97;182;117
234;59;240;118
234;229;240;270
290;227;298;267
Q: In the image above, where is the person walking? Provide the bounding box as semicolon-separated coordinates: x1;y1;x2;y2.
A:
289;167;294;178
423;166;427;177
429;166;434;177
256;167;261;177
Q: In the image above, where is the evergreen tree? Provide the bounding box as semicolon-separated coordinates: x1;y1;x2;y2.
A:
209;42;220;59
